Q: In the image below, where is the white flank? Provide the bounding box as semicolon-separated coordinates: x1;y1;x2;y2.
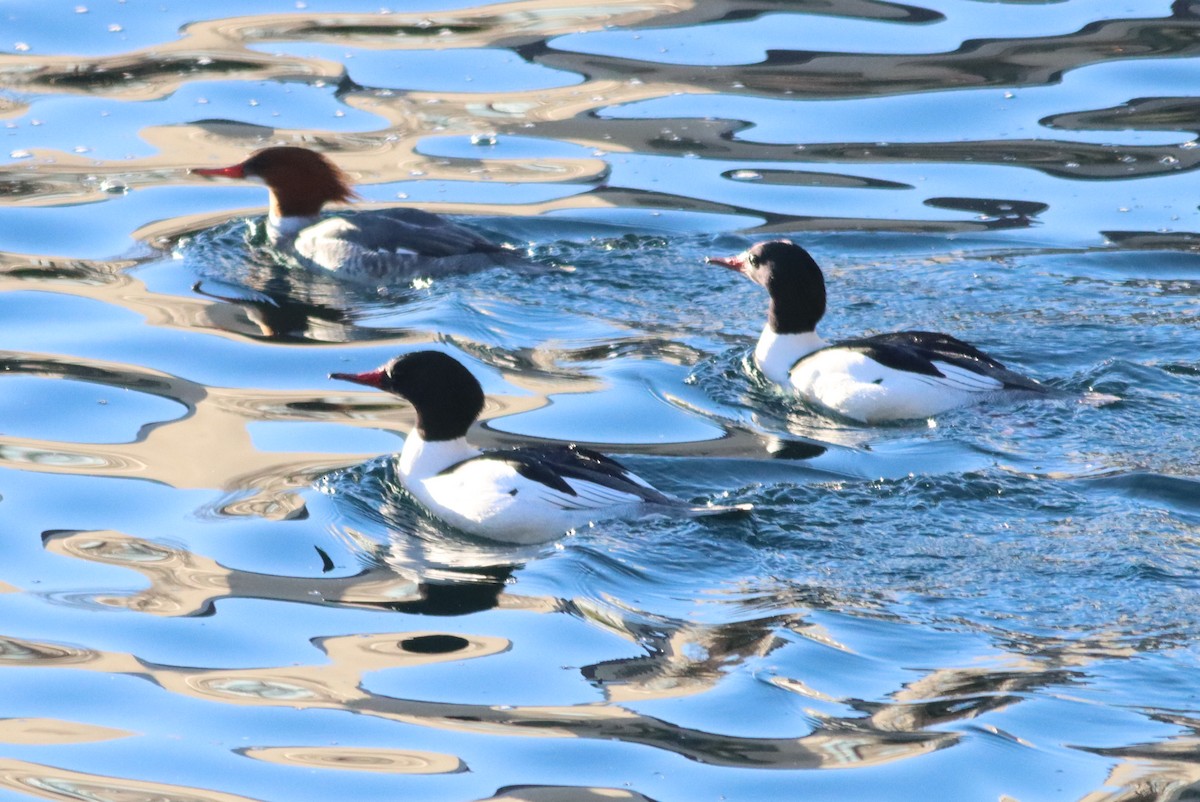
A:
292;216;423;280
789;349;1003;423
396;431;649;544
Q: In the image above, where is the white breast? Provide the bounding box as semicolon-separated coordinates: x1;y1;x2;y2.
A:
754;327;826;384
267;213;318;245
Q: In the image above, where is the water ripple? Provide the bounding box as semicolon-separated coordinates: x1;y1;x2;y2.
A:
3;1;1200;799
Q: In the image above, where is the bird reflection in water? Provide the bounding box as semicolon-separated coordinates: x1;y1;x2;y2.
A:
182;224;390;344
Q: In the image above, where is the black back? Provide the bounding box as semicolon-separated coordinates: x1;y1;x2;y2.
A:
442;444;676;504
822;330;1045;391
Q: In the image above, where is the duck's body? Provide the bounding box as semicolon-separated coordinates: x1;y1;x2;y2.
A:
766;329;1046;423
395;433;689;543
709;241;1048;423
333;351;748;543
193;147;524;284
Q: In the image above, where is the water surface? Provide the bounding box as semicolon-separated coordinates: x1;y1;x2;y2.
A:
2;1;1200;800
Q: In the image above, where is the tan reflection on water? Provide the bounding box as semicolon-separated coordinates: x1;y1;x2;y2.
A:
0;0;697;99
0;350;348;495
2;0;1189;239
0;624;951;770
27;530;1169;777
1078;733;1200;802
576;598;793;704
9;529;963;772
0;95;26;119
0;758;264;802
42;529;551;615
479;789;658;802
242;745;464;774
0;347;562;495
0;718;132;745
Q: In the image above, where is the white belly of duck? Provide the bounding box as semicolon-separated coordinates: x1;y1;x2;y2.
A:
788;348;1005;423
404;459;647;544
395;434;649;544
294;217;422;282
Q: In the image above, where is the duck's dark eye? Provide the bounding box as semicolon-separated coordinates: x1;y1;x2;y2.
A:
747;253;760;268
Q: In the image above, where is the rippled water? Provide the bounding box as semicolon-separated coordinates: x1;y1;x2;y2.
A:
3;1;1200;800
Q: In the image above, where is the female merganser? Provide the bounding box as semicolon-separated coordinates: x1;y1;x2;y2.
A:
707;240;1049;423
332;351;748;544
191;146;525;284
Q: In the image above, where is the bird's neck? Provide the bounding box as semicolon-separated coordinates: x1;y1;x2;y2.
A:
265;186;328;245
755;325;826;384
767;291;825;338
266;210;319;246
398;429;481;479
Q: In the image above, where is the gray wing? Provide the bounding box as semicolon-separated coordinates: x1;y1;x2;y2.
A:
295;212;528;280
336;208;507;256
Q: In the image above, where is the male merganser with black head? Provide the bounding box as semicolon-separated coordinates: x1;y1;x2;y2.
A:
332;351;749;544
192;146;525;284
707;240;1049;423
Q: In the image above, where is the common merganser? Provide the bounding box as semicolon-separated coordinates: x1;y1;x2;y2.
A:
191;146;526;284
332;351;749;544
707;240;1049;423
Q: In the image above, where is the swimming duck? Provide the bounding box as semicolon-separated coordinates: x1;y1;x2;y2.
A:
192;146;525;284
707;240;1048;423
332;351;749;543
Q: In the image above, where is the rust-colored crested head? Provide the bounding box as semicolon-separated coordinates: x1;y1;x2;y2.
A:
195;146;357;218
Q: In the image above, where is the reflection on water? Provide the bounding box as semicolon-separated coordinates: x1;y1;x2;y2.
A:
2;0;1200;800
0;612;954;773
0;719;132;746
242;745;466;774
0;759;264;802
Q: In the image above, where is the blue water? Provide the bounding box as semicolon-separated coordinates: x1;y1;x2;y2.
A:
3;2;1200;800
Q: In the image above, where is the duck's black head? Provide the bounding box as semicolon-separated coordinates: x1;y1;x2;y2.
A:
331;351;485;442
707;240;827;334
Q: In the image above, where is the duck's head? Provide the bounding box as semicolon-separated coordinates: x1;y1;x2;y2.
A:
707;240;827;334
331;351;485;442
192;146;356;219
